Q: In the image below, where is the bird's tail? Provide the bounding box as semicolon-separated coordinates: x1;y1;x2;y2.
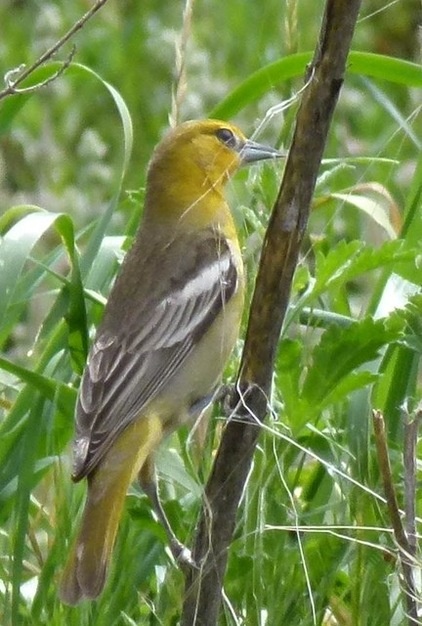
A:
59;413;163;605
58;467;132;604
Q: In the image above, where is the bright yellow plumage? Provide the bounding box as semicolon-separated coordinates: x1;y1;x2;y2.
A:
59;119;282;605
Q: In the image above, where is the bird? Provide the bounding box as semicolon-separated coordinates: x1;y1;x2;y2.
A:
58;119;283;605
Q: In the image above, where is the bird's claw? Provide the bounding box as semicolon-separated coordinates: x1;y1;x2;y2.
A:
170;541;198;570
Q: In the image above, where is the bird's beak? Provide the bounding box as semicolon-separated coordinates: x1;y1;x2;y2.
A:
240;139;285;164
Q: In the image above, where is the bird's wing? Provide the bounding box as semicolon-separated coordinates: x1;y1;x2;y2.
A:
72;229;239;480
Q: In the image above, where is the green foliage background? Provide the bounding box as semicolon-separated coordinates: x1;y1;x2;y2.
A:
0;1;422;624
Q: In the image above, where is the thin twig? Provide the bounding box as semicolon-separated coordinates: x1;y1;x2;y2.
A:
373;409;419;625
4;47;76;97
0;0;110;101
403;404;421;555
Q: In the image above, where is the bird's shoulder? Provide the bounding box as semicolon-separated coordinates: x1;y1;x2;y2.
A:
103;225;239;325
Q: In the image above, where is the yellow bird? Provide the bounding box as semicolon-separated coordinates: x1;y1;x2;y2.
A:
59;119;282;605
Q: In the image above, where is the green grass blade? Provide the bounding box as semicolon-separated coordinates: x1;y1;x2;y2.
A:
210;51;422;120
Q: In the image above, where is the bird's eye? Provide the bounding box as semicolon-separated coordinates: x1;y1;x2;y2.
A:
215;127;237;148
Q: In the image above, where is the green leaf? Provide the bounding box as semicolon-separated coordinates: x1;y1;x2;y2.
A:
310;239;418;301
54;214;88;373
317;370;377;411
0;207;54;327
11;397;45;622
330;192;396;239
0;208;88;372
372;296;422;439
276;338;303;421
302;317;404;411
0;355;75;419
210;51;422;120
312;240;363;298
69;63;133;276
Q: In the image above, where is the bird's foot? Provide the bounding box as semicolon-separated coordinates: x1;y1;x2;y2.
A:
169;539;198;570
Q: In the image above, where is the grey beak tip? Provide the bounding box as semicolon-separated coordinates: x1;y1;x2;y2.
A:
240;140;285;164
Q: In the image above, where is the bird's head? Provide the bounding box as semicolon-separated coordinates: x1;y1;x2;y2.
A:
147;119;283;191
144;119;283;227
